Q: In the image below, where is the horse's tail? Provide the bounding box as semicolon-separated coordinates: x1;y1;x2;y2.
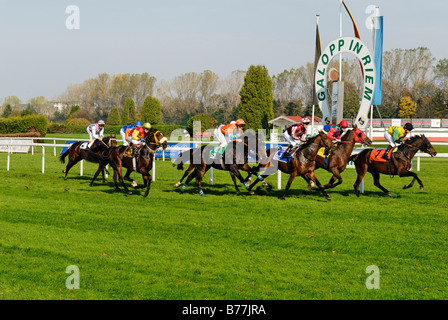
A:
60;149;69;164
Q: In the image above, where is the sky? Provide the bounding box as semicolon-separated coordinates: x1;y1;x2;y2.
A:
0;0;446;103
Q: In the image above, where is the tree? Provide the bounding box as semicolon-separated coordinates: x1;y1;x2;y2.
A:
238;65;274;130
141;96;162;124
186;113;217;135
107;107;121;125
398;96;416;119
121;98;136;125
1;104;12;118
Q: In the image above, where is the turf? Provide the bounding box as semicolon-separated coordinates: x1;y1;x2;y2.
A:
0;142;447;300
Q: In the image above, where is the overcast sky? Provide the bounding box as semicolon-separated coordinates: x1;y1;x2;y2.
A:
0;0;446;103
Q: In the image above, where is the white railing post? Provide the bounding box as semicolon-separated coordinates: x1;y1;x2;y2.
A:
42;146;45;174
54;139;56;156
277;170;281;189
80;160;83;176
7;146;11;171
152;154;156;181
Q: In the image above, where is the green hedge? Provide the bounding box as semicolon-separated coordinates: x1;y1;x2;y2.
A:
0;115;48;136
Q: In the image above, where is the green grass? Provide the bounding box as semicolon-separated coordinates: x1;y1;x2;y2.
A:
0;144;447;300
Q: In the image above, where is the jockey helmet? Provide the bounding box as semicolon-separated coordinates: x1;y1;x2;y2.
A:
301;117;311;124
404;122;414;131
230;121;236;124
98;120;105;126
235;119;245;126
135;121;143;126
143;123;152;130
338;119;348;128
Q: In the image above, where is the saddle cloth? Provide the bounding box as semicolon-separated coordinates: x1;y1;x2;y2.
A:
370;148;393;162
273;149;291;163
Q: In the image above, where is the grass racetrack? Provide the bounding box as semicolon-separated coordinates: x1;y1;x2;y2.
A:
0;138;447;300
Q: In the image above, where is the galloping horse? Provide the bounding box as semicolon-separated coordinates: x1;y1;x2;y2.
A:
173;131;269;196
60;135;117;181
247;131;337;200
304;125;372;190
351;134;437;197
90;128;168;196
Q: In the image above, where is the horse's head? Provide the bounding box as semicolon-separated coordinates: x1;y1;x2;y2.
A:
146;128;168;150
419;134;437;157
104;135;117;147
318;130;337;151
352;125;372;146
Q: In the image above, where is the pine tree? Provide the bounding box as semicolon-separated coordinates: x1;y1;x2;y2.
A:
238;65;274;130
1;104;12;118
121;98;136;125
107;107;121;125
141;96;162;124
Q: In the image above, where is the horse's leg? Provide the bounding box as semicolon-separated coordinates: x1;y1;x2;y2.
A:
400;170;424;191
123;168;137;187
308;171;331;201
64;156;82;180
280;171;298;200
174;164;194;188
302;175;317;190
324;171;343;189
370;169;391;197
229;171;240;192
353;161;368;197
195;167;205;196
90;163;107;187
117;166;132;195
179;168;197;194
143;173;152;197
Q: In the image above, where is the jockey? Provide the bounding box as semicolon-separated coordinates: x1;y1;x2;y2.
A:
120;121;142;146
213;118;245;155
282;116;311;157
126;122;152;156
87;120;105;149
382;122;413;160
327;119;348;143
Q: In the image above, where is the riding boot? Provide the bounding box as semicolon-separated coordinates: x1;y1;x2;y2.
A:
382;146;392;160
283;145;293;158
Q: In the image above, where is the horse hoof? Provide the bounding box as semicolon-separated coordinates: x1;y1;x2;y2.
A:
420;186;424;191
325;196;331;201
248;191;255;195
403;185;409;189
174;182;180;188
262;181;268;187
127;191;133;195
387;192;392;197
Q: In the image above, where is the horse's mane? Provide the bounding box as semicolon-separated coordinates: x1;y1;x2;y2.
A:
298;134;318;150
397;135;421;151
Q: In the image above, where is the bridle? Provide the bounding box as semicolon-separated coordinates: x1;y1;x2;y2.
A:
148;130;167;147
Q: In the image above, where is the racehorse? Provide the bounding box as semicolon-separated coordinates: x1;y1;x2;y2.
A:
304;125;372;190
351;134;437;197
60;135;117;181
173;131;270;196
89;128;168;196
247;130;337;200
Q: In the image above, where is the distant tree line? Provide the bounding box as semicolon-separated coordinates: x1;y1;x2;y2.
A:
1;46;448;132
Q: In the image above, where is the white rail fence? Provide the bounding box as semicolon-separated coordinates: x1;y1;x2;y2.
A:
0;138;446;192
